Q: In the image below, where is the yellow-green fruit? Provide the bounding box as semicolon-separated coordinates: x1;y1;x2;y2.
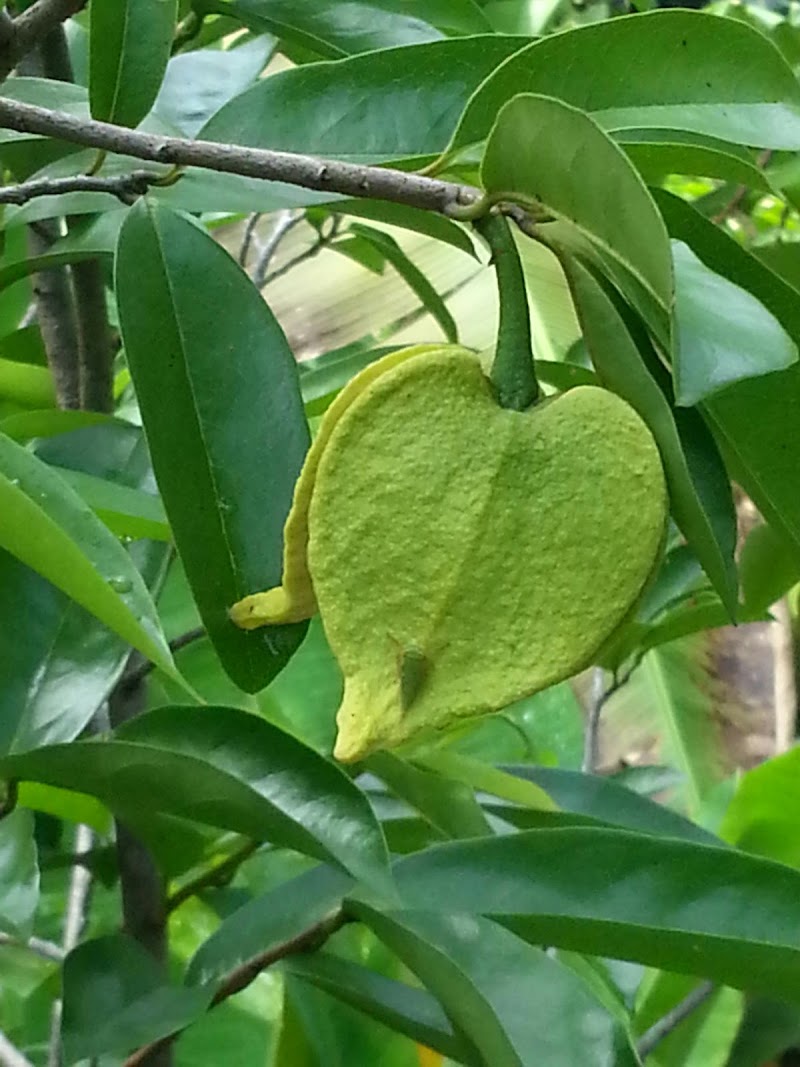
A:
229;345;445;628
307;347;668;762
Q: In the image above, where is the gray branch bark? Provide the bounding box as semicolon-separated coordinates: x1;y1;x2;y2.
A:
0;97;480;217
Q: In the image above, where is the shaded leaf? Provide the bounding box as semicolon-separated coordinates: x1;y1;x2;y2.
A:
0;809;38;939
62;934;211;1062
89;0;178;127
739;521;800;616
116;199;309;692
0;706;392;892
619;130;771;189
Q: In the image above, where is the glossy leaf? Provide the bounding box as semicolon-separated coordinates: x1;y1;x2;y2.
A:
673;241;797;406
561;256;737;614
0;809;38;939
481;94;673;318
286;952;467;1062
349;224;457;342
654;189;800;555
353;906;638;1067
0;431;178;681
186;864;351;985
366;753;491;839
0;706;391;891
446;10;800;157
116;200;309;692
391;829;800;1003
89;0;178;127
62;934;211;1062
0;541;167;754
200;36;529;164
55;467;170;542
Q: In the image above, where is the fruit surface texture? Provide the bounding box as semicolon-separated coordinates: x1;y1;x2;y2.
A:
305;348;667;762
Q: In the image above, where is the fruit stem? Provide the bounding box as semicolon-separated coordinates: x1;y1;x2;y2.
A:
475;211;540;411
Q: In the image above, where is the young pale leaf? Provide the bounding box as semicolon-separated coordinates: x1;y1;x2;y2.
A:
481;94;673;322
390;829;800;1004
0;432;178;683
721;747;800;869
89;0;178;127
654;189;800;556
351;906;639;1067
116;200;310;692
673;241;797;406
0;809;38;939
562;255;737;615
0;706;392;893
446;10;800;157
62;935;211;1062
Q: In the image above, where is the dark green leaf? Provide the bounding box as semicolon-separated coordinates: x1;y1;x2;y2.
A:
89;0;178;127
0;431;178;681
366;753;491;839
334;200;475;258
481;94;673;319
390;829;800;1004
62;934;211;1062
350;224;457;342
199;36;529;164
0;706;392;891
0;540;167;754
727;996;800;1067
116;199;309;692
447;10;800;156
0;809;38;939
353;906;637;1067
673;241;797;406
499;766;722;846
186;864;351;985
653;190;800;556
561;256;737;614
285;952;468;1062
619;130;770;189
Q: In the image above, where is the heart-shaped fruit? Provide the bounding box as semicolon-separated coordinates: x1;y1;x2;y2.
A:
305;347;667;762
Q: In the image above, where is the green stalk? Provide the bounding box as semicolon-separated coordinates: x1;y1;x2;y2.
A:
475;211;539;411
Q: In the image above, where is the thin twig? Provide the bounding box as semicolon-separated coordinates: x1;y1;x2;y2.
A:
582;657;642;773
263;216;342;287
0;0;86;82
636;981;715;1059
122;909;347;1067
166;840;259;914
122;626;207;689
0;933;64;962
0;1030;34;1067
0;97;480;217
238;212;262;267
0;169;170;206
47;823;94;1067
252;209;301;289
